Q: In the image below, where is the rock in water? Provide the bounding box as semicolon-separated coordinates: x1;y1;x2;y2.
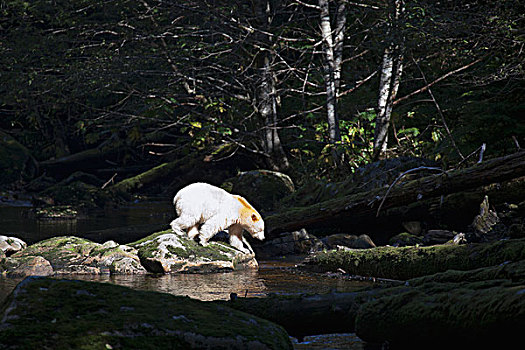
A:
0;235;27;256
1;236;146;276
0;277;292;349
130;231;258;273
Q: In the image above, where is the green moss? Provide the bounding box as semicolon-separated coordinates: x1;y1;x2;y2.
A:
169;238;232;261
129;230;172;246
305;238;525;280
355;279;525;345
0;278;292;349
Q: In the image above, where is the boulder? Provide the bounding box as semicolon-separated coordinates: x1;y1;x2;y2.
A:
1;236;146;275
322;234;376;249
0;235;27;257
39;180;116;208
422;229;456;245
130;231;258;273
1;230;262;275
224;170;295;212
252;229;324;259
0;277;293;349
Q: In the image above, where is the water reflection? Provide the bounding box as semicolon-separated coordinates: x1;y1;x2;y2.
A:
1;262;370;303
0;201;174;245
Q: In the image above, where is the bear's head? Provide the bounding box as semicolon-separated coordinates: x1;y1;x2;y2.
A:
234;195;265;241
247;212;265;241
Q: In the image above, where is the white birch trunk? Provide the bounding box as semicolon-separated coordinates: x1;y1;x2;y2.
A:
319;0;342;143
373;0;405;160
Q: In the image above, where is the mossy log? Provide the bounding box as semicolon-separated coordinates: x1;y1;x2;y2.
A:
110;159;185;194
302;238;525;280
266;151;525;236
110;144;249;195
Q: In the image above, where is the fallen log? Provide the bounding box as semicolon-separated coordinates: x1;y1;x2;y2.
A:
266;151;525;236
301;238;525;280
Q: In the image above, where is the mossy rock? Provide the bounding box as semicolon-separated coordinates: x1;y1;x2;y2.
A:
1;236;146;276
0;277;292;349
130;231;258;273
355;261;525;346
303;238;525;280
226;170;295;212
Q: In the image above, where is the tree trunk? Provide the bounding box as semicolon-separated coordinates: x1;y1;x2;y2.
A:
319;0;346;144
373;0;404;160
256;1;289;171
266;151;525;236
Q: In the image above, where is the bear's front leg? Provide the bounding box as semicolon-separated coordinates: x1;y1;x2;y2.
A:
228;224;250;254
170;215;198;236
198;216;224;247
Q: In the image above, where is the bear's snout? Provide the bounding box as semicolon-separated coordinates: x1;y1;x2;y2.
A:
252;231;265;241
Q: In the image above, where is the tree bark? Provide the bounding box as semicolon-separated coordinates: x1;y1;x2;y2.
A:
256;1;290;171
373;0;404;160
319;0;346;144
266;151;525;236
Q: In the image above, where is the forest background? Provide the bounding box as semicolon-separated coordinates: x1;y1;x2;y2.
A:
1;0;523;194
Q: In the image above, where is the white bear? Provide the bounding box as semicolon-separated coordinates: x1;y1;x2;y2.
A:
170;182;265;254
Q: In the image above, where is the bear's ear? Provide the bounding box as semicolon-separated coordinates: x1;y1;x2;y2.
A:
251;214;258;222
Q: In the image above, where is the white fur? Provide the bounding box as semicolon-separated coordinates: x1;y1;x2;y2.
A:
170;182;265;253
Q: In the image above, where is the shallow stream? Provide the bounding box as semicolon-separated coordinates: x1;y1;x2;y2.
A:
0;200;370;348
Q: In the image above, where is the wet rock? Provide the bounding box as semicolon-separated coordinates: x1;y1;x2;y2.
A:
0;236;27;257
0;277;293;349
252;229;324;259
322;234;376;249
452;232;467;245
388;232;423;247
7;256;54;277
130;231;259;273
422;229;455;245
224;170;295;212
1;236;146;275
